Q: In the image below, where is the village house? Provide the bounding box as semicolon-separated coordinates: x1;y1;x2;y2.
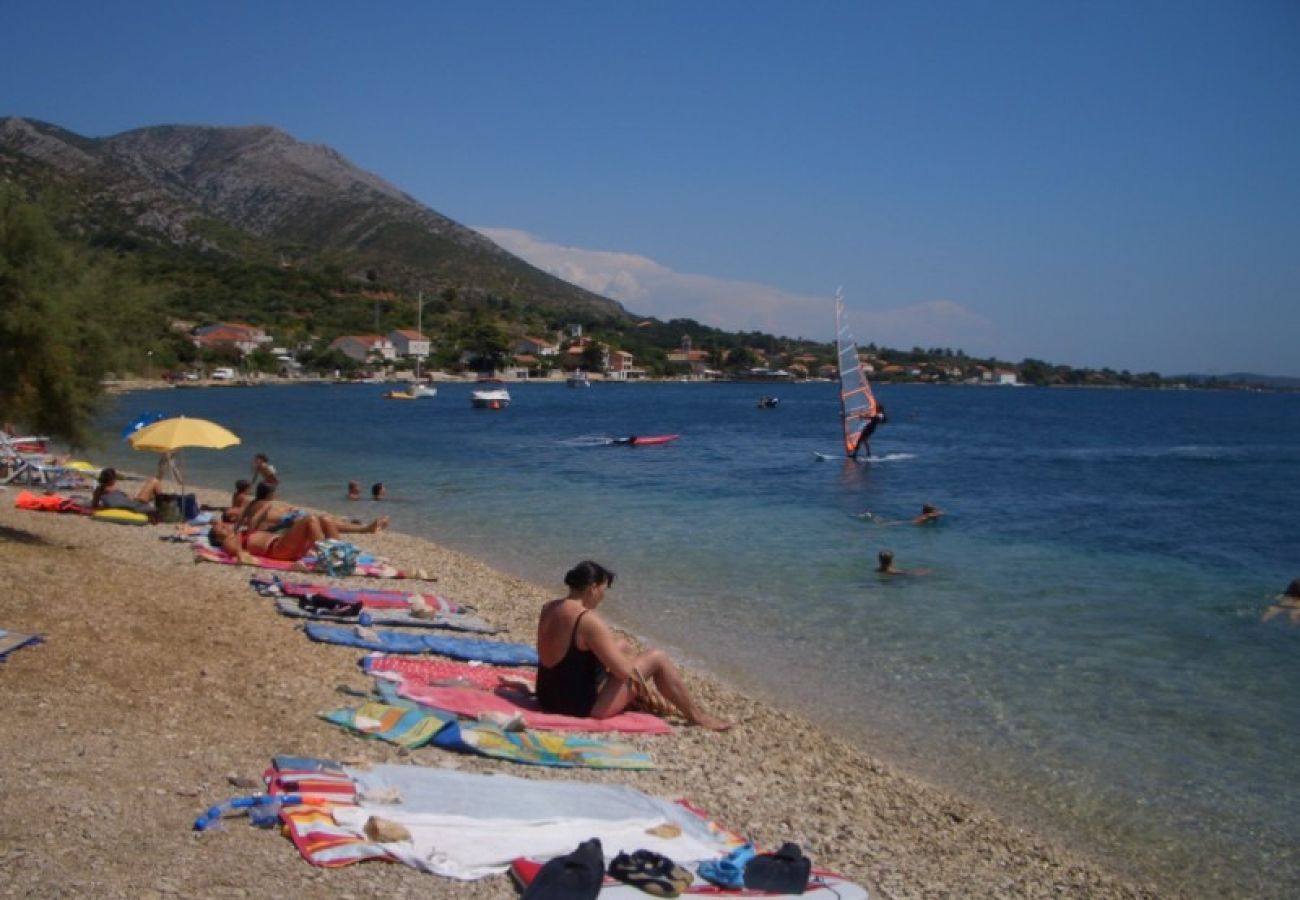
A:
192;322;272;356
606;349;645;381
387;329;430;360
329;335;396;363
513;336;559;357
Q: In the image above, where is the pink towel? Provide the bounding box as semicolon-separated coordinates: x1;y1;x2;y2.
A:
397;679;673;734
366;655;534;690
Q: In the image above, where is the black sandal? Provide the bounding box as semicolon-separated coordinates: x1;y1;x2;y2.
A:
608;850;691;897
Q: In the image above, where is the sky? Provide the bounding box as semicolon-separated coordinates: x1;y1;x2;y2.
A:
4;2;1298;376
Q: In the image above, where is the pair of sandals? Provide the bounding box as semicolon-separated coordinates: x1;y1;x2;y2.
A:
608;849;693;897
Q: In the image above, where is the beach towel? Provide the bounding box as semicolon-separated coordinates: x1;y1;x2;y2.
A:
363;654;535;690
432;720;655;770
194;544;410;578
320;701;453;749
303;623;538;666
272;597;500;634
396;680;673;734
250;576;461;613
0;628;43;662
276;761;733;879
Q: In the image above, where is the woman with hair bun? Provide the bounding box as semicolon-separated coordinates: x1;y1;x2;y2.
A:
535;560;730;730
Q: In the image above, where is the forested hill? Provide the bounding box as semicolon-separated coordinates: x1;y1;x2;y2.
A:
0;116;627;322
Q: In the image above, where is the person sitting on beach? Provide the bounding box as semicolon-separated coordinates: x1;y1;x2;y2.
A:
347;480;361;501
535;560;731;731
913;504;944;525
1262;579;1300;624
251;452;279;489
239;483;388;535
223;479;252;523
91;468;162;516
207;516;330;563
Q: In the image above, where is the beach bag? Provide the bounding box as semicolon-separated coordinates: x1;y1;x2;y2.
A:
155;493;183;523
314;539;360;576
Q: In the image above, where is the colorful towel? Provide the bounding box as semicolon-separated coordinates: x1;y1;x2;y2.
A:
363;654;535;690
0;628;43;662
320;701;453;749
432;720;655;769
251;576;461;613
272;597;499;634
194;545;410;578
303;623;538;666
396;680;673;734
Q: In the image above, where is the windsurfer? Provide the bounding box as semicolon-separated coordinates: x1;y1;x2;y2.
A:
852;404;887;459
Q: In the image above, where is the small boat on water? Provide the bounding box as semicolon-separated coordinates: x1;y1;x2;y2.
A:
608;434;679;446
383;389;418;400
566;370;591;388
471;379;511;410
408;382;437;399
757;396;779;408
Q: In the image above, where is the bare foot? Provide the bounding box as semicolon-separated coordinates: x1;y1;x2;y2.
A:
691;714;733;732
363;516;389;534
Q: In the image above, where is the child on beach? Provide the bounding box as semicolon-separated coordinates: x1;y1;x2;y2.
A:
535;560;731;731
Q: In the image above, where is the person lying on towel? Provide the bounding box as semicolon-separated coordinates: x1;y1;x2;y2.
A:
536;560;731;731
207;516;333;563
237;482;388;536
92;467;162;517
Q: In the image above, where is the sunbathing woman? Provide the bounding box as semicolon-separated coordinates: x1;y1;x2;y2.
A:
92;467;162;515
535;560;730;730
207;516;336;563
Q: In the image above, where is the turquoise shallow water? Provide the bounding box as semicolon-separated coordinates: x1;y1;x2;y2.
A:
98;382;1300;897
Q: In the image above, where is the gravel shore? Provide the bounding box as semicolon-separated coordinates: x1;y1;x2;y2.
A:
0;483;1169;899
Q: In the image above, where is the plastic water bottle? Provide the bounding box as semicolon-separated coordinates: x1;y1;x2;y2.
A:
193;793;302;831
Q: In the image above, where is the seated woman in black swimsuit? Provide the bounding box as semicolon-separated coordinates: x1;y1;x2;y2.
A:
535;560;730;730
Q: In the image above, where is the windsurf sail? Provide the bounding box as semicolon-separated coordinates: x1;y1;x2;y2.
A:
835;290;879;457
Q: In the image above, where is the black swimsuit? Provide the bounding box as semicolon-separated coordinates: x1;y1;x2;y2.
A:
536;610;605;717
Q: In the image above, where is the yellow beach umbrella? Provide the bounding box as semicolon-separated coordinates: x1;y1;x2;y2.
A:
128;416;241;503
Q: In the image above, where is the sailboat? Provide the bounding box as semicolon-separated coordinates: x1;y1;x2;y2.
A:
407;291;436;398
835;290;880;458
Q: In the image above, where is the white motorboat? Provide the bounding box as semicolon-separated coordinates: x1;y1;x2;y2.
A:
566;370;591;388
471;379;511;409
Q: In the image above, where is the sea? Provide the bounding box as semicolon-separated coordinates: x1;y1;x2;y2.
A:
94;380;1299;898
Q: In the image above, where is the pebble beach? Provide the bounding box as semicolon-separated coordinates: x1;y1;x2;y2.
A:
0;480;1168;900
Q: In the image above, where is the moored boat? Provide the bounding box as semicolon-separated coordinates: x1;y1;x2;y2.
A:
470;379;511;410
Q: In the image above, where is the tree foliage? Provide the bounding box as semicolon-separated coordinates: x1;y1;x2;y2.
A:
0;196;116;446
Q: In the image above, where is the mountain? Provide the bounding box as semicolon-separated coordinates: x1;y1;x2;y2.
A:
0;116;628;321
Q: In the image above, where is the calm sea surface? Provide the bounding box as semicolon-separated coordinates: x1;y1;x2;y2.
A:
97;382;1299;897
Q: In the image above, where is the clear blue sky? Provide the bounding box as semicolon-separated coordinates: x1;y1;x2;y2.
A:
6;1;1298;375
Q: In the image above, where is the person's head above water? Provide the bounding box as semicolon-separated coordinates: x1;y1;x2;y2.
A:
877;550;894;572
564;560;616;592
371;482;385;500
1285;578;1300;600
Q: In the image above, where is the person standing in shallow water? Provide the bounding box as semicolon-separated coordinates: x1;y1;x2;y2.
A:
535;560;731;730
1262;579;1300;624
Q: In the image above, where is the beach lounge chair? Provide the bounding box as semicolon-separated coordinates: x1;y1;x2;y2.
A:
0;435;62;486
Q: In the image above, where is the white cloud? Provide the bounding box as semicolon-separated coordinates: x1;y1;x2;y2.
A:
477;226;995;349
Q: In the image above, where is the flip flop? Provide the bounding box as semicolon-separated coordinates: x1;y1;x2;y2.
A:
608;850;691;897
522;838;605;900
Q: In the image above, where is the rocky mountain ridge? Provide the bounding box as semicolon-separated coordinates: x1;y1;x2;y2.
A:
0;116;625;318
